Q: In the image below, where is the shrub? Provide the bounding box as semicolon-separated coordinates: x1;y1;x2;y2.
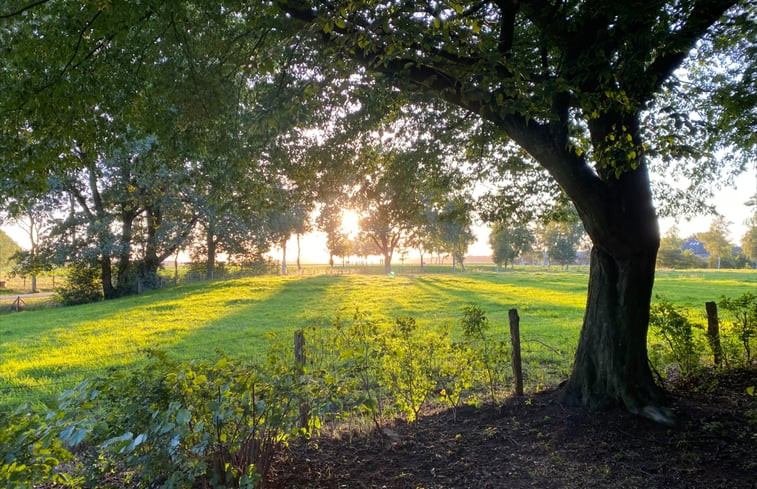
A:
649;297;700;377
43;352;303;488
719;292;757;366
380;317;444;421
460;305;510;402
56;263;103;306
0;406;76;489
328;309;387;427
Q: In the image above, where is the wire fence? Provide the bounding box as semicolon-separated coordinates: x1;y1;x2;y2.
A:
0;322;572;420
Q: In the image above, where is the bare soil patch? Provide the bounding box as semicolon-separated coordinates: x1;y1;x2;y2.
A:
270;368;757;488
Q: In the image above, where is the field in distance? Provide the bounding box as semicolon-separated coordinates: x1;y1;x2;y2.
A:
0;268;753;411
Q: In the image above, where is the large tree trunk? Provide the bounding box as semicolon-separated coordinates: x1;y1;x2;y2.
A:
116;211;136;294
563;244;671;423
560;145;672;423
383;251;392;273
101;257;116;299
141;207;163;289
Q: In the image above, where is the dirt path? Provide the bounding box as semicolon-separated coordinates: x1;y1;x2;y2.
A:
0;291;55;301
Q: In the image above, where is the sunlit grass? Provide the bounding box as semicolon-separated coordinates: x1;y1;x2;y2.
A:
0;268;753;410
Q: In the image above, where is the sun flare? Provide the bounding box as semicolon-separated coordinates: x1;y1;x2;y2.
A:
340;209;361;237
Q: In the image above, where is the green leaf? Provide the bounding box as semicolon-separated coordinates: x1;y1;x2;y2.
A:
747;386;755;396
176;409;191;425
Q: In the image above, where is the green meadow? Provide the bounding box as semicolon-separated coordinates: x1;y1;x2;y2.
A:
0;268;754;411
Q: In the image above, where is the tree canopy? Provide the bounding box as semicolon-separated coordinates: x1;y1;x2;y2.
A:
0;229;20;268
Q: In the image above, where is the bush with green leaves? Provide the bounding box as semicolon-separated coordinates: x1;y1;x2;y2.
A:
0;406;76;489
649;296;701;377
460;305;511;402
719;292;757;366
327;309;387;427
300;309;482;425
56;263;103;306
434;340;475;421
379;317;446;421
40;352;303;488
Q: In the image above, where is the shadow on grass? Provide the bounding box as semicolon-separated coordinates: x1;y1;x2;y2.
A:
0;276;344;410
115;274;352;363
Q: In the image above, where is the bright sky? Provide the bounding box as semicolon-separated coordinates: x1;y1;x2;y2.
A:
283;165;756;263
3;167;754;264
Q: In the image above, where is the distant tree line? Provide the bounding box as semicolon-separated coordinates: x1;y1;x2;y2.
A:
488;209;757;271
657;213;757;269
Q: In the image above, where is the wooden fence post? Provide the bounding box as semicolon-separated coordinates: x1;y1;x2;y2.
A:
705;301;722;367
509;308;524;396
294;330;309;430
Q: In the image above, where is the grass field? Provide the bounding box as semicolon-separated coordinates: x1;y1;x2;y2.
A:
0;267;754;411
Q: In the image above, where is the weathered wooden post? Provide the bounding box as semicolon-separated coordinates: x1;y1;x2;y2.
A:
294;330;309;430
509;308;524;396
705;301;722;367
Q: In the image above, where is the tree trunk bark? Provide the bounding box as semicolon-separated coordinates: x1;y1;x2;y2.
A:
281;237;288;275
206;222;216;280
101;257;116;299
141;207;163;289
562;158;672;424
564;245;670;421
383;252;392;273
296;233;302;272
116;212;136;294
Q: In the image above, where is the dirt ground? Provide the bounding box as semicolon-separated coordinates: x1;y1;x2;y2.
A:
270;368;757;489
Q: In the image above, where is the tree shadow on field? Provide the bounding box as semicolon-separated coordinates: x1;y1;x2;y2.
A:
413;276;585;359
162;274;352;361
0;275;348;409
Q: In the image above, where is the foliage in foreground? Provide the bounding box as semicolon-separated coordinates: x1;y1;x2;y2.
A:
2;292;753;488
0;307;514;488
1;351;305;489
649;293;757;378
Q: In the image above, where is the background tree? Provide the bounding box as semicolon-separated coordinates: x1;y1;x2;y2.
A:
267;193;310;276
434;197;476;272
352;146;434;273
0;230;20;268
697;217;735;269
0;191;56;292
540;220;585;270
741;195;757;268
351;233;382;266
489;221;534;270
656;226;703;269
742;215;757;268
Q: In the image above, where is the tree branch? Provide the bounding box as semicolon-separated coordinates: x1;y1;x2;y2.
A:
495;0;518;55
0;0;50;19
642;0;738;102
